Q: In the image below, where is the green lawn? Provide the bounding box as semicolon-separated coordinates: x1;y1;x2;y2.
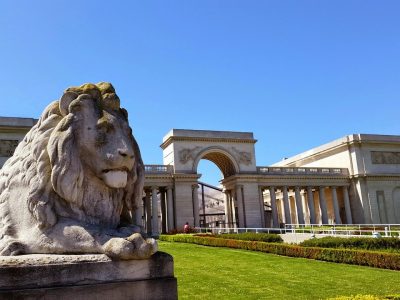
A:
159;241;400;300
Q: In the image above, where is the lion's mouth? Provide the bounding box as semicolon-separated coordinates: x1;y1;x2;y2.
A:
101;168;129;188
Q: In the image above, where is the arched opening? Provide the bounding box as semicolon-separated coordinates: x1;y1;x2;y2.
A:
200;152;237;178
197;160;225;227
193;147;239;178
194;148;239;227
198;160;223;187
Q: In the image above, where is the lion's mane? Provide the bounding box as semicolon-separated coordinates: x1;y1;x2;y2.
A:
0;83;144;235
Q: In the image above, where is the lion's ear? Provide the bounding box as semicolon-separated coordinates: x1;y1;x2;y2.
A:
60;91;79;116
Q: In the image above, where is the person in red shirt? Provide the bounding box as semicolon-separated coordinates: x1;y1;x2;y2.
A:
183;222;190;233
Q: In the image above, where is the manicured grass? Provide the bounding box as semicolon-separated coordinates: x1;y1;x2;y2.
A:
159;241;400;300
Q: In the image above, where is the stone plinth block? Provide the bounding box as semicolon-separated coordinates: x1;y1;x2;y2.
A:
0;251;177;300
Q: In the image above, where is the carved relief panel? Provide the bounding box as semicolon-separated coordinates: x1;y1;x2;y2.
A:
232;147;252;165
371;151;400;164
179;147;201;164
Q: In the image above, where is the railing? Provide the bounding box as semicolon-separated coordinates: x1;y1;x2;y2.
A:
196;227;288;234
144;164;173;174
196;224;400;237
257;166;349;176
284;223;400;237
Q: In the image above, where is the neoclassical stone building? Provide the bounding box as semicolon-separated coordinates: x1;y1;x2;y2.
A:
1;117;400;236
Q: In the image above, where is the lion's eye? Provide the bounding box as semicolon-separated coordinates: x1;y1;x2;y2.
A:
96;122;114;133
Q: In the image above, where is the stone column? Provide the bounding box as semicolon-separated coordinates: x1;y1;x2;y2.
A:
160;188;167;234
319;187;329;224
306;186;316;224
342;186;353;224
282;186;291;225
269;186;279;228
145;189;152;234
134;198;143;227
230;190;237;228
294;187;305;225
331;186;342;224
279;196;285;224
166;186;174;231
301;191;309;223
192;184;200;227
259;187;266;227
224;190;231;227
236;185;245;227
230;191;236;227
151;186;159;237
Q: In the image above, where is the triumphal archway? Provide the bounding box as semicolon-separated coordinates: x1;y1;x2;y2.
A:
161;129;264;229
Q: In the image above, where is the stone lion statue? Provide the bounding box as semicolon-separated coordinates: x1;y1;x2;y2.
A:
0;82;157;259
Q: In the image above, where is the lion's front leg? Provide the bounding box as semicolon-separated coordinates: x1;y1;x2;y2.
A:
0;237;26;256
43;220;157;259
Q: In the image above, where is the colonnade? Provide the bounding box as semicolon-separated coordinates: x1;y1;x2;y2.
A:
139;184;354;234
262;186;353;227
201;185;354;229
220;185;245;228
138;186;174;237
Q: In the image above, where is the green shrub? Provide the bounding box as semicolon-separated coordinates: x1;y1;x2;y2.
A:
194;232;283;243
160;235;400;270
164;227;197;235
300;237;400;252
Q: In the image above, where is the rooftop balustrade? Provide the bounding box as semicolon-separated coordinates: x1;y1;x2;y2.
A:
144;164;349;176
257;166;349;176
144;164;173;174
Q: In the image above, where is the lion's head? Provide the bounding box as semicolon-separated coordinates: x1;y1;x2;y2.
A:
1;82;144;230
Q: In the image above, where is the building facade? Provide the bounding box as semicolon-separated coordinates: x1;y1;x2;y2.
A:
1;117;399;236
273;134;400;225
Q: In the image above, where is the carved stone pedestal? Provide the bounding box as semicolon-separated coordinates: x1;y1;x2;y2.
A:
0;251;177;300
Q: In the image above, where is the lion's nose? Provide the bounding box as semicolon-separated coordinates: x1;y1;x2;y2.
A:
118;149;134;159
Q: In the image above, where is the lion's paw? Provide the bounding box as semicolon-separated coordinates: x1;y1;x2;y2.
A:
0;239;26;256
127;233;158;258
103;233;157;260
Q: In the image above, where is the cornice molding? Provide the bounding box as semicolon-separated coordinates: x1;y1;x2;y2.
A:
160;136;257;149
0;126;32;134
351;174;400;180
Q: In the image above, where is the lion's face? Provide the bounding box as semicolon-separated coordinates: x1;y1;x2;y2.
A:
74;97;136;189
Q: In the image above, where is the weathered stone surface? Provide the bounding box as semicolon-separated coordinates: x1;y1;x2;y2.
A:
0;83;156;259
0;252;177;300
0;278;177;300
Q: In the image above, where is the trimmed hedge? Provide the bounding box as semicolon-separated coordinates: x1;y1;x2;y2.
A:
300;237;400;252
160;235;400;270
194;232;283;243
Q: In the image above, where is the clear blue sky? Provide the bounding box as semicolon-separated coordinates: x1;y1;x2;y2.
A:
1;1;399;185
